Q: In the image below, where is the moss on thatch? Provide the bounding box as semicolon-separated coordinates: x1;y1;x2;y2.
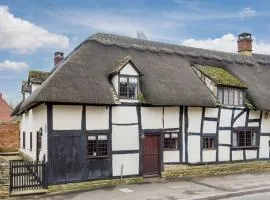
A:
196;65;247;88
29;70;50;84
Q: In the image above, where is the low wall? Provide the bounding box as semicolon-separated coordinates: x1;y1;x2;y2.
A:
162;161;270;178
0;122;19;152
0;157;9;197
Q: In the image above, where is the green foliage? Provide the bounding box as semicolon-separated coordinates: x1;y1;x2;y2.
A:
137;93;147;103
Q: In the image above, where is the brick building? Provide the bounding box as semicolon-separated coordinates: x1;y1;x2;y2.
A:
0;93;12;123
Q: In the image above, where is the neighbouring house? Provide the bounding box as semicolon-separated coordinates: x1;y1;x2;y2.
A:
0;93;12;123
12;32;270;184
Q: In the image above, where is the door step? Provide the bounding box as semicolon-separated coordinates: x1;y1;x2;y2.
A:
10;189;48;196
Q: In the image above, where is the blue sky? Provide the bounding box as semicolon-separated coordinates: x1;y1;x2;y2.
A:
1;0;270;104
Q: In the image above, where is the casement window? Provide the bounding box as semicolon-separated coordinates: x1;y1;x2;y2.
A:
119;76;138;99
29;132;32;151
37;130;42;151
203;136;216;149
22;132;25;149
87;134;108;157
233;129;257;147
217;87;245;106
164;133;178;150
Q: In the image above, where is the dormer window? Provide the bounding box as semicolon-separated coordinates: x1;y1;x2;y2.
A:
193;64;248;107
119;76;138;99
110;56;143;102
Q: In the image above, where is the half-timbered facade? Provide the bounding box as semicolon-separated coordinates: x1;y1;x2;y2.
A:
12;32;270;184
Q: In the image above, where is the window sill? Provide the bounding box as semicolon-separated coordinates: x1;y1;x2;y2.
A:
232;146;259;150
86;156;110;159
163;149;179;151
203;148;216;150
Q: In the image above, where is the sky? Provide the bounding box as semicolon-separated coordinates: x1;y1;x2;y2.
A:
1;0;270;104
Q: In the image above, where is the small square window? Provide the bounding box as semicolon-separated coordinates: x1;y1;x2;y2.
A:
87;134;108;157
119;75;138;99
203;137;215;149
164;133;178;150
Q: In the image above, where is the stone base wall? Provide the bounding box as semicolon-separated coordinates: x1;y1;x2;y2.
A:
162;161;270;178
0;122;19;152
0;157;9;197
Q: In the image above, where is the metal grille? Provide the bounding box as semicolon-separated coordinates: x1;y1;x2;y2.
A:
203;137;215;149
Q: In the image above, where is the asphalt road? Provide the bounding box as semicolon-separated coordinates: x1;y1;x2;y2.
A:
16;172;270;200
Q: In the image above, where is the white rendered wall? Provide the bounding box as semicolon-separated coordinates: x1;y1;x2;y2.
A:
249;110;261;119
164;107;179;128
31;83;40;92
120;63;138;76
112;125;139;151
188;107;202;133
203;150;216;162
53;105;82;130
205;108;218;118
233;111;246;127
232;150;244;161
112;74;119;94
245;150;257;160
261;111;270;133
259;136;269;158
188;135;200;163
218;146;230;161
203;121;217;134
112;154;139;176
163;151;180;163
112;106;138;124
219;130;231;144
86;106;109;130
141;107;163;129
20;104;47;161
219;109;232;127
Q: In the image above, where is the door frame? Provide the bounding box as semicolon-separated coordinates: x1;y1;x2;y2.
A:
141;132;163;176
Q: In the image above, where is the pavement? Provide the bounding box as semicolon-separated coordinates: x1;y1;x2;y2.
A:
15;172;270;200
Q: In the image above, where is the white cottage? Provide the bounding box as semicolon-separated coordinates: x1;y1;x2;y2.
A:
12;32;270;184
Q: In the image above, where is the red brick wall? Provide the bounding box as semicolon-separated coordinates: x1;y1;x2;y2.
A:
0;122;19;152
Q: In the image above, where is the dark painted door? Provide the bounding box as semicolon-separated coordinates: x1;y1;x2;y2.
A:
51;134;82;183
143;135;160;175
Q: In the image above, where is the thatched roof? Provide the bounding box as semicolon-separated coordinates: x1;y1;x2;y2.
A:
195;65;247;88
16;33;270;113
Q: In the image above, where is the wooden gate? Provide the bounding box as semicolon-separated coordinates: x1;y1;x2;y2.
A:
9;160;47;193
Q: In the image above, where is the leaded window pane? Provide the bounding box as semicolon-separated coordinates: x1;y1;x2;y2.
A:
119;76;138;99
234;90;239;106
229;89;234;105
164;133;178;149
223;88;229;105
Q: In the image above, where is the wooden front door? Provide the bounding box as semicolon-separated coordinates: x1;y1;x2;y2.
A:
143;135;160;175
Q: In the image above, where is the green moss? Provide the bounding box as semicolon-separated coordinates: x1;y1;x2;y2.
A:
196;65;247;88
29;70;50;81
137;93;147;103
245;99;256;110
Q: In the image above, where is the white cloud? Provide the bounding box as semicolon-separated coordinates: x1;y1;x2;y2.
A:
240;7;256;18
0;60;28;71
0;5;69;53
182;33;270;55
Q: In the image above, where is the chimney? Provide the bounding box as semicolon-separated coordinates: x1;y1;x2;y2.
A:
54;52;64;67
237;33;252;56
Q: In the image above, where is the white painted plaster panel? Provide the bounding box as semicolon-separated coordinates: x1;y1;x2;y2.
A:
53;105;82;130
112;125;139;151
188;135;200;163
20;104;47;161
248;122;260;127
141;107;163;129
233;111;246;128
163;151;180;163
164;107;179;128
86;106;109;130
112;153;139;176
261;112;270;133
112;106;138;124
219;109;232;127
232;150;244;161
249;110;261;119
182;111;186;162
120;63;138;76
218;146;230;161
31;83;40;92
203;121;217;134
203;150;216;162
259;136;269;158
245;150;257;160
219;130;231;144
205;108;218;118
188;107;202;133
112;74;119;95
